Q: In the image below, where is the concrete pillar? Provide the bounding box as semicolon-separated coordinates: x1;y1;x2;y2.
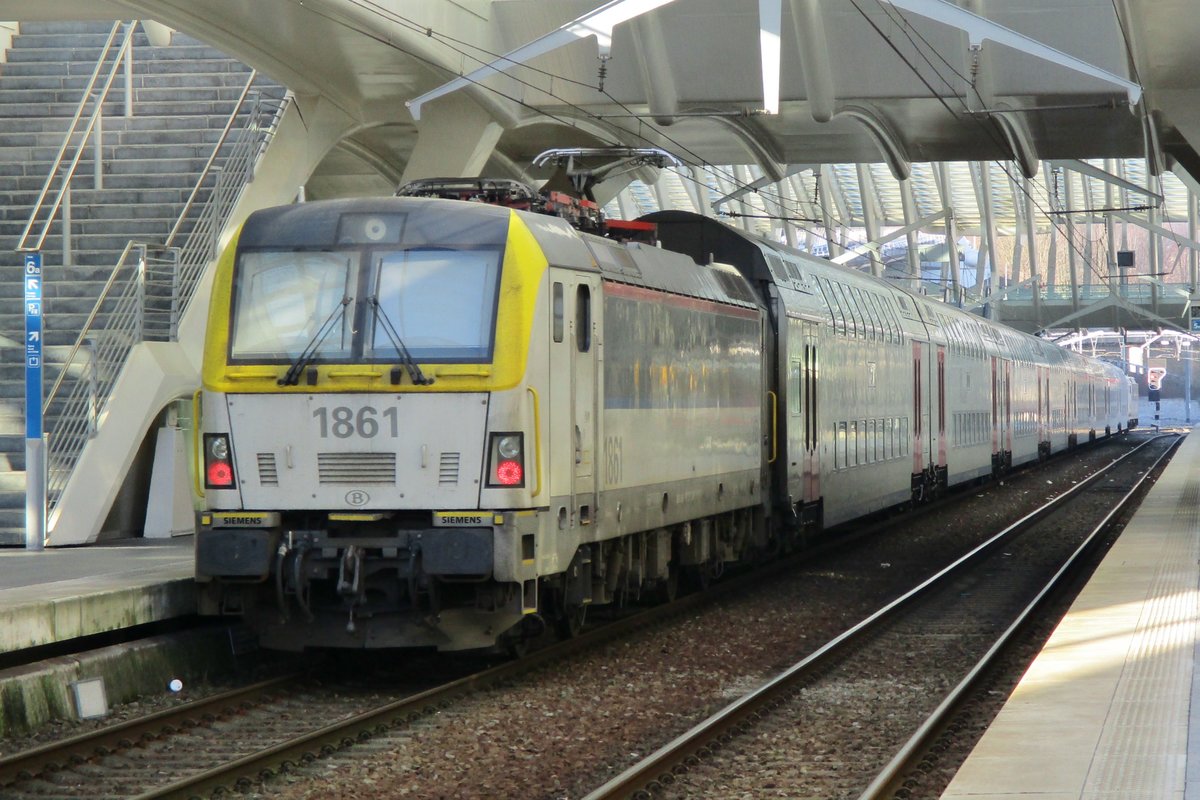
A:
400;95;503;183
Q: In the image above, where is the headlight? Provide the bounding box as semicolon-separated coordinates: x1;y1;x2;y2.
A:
209;436;229;460
497;435;521;459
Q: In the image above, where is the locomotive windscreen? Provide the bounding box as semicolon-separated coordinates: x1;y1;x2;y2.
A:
229;198;507;364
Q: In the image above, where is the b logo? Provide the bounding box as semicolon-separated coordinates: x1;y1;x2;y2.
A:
344;490;370;507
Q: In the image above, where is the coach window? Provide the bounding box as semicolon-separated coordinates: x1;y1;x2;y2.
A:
552;283;564;343
819;279;845;336
833;283;857;338
789;359;802;416
576;285;591;352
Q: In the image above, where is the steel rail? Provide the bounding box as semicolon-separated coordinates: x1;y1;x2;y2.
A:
581;434;1179;800
855;432;1183;800
0;672;300;787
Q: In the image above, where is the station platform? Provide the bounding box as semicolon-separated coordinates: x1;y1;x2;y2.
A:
0;536;195;655
942;428;1200;799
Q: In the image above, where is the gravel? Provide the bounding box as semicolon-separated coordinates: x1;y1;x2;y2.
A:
243;435;1143;800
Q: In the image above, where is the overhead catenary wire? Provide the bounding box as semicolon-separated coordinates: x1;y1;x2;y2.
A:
326;0;866;243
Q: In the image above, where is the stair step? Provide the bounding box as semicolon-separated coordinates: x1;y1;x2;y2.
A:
0;58;252;79
0;85;254;109
4;44;233;64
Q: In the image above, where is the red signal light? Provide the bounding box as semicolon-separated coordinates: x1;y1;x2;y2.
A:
207;461;234;488
495;460;523;486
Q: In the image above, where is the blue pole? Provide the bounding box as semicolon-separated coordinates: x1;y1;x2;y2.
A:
24;253;44;550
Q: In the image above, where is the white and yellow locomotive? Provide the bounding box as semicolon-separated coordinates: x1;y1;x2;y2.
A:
195;194;769;651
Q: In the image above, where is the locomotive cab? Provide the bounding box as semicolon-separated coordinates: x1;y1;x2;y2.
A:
196;198;558;651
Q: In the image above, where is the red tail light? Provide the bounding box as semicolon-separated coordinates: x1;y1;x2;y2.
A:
204;433;236;489
495;459;523;486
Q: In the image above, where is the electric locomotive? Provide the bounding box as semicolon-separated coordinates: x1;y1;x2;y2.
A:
195;189;769;651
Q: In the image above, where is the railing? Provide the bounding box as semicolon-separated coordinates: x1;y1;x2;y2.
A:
43;242;179;507
166;84;290;328
37;78;289;513
16;20;137;263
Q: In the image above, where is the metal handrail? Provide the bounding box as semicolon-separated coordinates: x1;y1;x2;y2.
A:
44;242;180;508
16;20;137;253
165;69;259;246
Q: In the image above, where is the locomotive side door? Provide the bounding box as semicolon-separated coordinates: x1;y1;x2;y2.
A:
570;277;599;525
548;275;600;529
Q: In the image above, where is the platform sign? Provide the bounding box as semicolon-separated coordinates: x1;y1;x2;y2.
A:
1193;316;1200;334
23;253;44;550
24;253;42;440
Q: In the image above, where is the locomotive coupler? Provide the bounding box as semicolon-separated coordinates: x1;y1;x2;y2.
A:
337;545;364;598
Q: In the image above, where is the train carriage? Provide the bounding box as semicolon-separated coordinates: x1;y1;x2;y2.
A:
195;193;1137;653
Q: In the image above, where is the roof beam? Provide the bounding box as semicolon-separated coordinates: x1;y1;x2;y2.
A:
789;0;835;122
830;210;948;265
1049;159;1164;205
406;0;682;120
759;0;781;115
879;0;1142;106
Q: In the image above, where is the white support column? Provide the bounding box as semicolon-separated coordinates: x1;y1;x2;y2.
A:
616;188;636;220
1190;190;1198;293
1080;171;1095;289
971;161;997;306
1116;159;1131;253
1044;163;1058;288
400;95;503;184
653;174;672;213
818;167;845;259
1024;173;1039;288
687;167;713;216
857;163;884;277
1104;159;1118;290
789;173;818;253
1063;168;1081;312
934;162;960;300
1008;169;1023;289
900;177;921;290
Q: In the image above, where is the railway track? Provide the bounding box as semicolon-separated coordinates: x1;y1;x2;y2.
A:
0;434;1162;799
581;433;1179;800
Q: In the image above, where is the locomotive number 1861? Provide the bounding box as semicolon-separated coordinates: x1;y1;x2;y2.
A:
313;406;400;438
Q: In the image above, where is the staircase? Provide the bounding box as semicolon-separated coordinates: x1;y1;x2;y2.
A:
0;21;284;544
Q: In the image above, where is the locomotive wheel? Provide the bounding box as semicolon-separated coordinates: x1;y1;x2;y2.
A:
663;563;680;603
554;599;588;639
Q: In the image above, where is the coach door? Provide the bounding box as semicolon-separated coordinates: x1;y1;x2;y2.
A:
936;345;947;473
1037;366;1050;454
802;321;819;503
992;357;1012;469
912;341;932;479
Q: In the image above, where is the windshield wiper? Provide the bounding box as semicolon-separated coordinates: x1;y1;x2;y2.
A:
367;295;434;386
278;295;351;386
